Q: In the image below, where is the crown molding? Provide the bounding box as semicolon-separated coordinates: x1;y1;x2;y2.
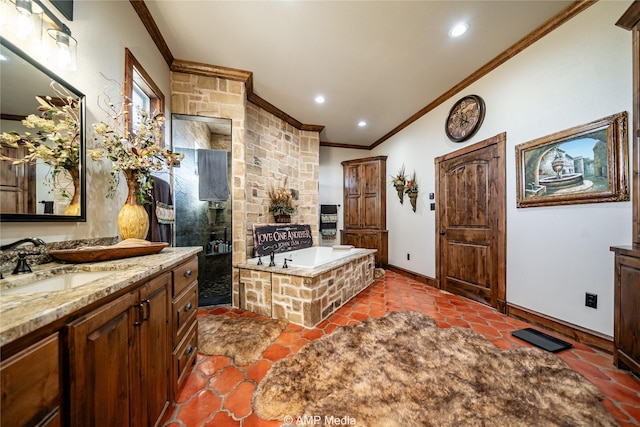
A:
170;59;253;83
129;0;173;67
319;141;370;150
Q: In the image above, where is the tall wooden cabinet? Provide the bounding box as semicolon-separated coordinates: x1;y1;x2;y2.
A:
341;156;388;267
611;2;640;379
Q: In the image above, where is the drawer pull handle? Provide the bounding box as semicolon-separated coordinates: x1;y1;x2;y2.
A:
185;345;194;356
133;303;144;326
184;269;193;278
185;302;193;312
142;299;151;321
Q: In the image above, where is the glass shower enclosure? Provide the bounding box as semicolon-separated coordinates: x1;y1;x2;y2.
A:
172;114;232;306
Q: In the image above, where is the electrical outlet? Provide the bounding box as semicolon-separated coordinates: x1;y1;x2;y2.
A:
585;293;598;309
429;193;435;200
430;203;435;211
407;253;410;261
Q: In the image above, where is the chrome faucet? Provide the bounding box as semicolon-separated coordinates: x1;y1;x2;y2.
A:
0;237;46;275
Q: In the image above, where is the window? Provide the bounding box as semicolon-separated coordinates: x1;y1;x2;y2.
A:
124;48;165;146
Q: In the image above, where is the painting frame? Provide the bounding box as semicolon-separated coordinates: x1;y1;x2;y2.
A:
515;112;629;208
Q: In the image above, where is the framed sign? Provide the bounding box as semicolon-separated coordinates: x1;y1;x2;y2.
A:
252;223;313;256
515;112;629;208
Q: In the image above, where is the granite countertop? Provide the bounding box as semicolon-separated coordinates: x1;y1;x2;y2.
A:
0;246;201;347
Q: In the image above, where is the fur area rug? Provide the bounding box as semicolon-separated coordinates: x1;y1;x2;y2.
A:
253;311;616;427
198;315;287;365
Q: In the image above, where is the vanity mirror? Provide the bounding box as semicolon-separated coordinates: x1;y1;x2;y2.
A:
0;38;85;221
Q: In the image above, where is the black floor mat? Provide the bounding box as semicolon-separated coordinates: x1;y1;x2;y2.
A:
511;328;573;353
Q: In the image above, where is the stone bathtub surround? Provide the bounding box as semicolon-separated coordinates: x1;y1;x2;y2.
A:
0;247;201;347
233;249;376;327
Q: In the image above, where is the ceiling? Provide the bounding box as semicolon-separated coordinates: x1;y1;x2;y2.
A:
144;0;575;147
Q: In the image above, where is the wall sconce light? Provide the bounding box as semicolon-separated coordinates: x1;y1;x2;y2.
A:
47;27;76;70
14;0;42;40
3;0;77;71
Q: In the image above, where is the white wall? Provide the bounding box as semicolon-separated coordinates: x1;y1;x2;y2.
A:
320;1;633;336
0;0;171;243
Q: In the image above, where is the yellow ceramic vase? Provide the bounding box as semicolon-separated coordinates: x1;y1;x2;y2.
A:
63;166;81;216
118;171;149;240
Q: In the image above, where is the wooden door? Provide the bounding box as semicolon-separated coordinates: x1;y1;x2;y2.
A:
343;163;362;229
436;133;506;312
67;291;137;427
0;144;36;214
138;273;170;427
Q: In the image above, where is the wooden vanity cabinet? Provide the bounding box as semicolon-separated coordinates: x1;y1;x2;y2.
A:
67;272;170;427
1;333;61;426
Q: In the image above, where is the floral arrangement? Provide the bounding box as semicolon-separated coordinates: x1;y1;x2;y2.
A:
0;82;80;198
88;86;183;204
405;171;419;194
391;164;407;188
268;178;297;215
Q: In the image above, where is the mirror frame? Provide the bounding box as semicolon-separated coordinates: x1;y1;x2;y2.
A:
0;37;86;222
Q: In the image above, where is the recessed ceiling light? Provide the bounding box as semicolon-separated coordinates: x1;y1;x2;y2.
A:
449;23;468;38
358;120;367;127
315;95;325;104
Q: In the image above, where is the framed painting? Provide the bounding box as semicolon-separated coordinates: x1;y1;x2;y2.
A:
515;112;629;208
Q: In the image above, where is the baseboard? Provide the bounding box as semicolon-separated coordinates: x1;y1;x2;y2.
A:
507;303;613;354
384;266;612;354
385;264;438;288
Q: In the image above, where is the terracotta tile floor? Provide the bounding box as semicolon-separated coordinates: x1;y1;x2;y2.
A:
162;271;640;427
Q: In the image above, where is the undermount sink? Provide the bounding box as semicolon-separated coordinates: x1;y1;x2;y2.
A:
0;271;113;295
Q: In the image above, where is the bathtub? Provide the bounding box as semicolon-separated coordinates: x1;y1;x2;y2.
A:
250;245;367;269
234;245;377;327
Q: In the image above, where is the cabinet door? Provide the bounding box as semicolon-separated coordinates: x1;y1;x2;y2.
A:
138;272;171;427
344;164;362;229
342;232;362;248
615;254;640;375
362;161;382;229
1;333;60;427
67;291;137;427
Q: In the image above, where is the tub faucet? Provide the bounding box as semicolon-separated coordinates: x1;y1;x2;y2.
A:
269;251;276;267
0;237;46;275
283;258;292;269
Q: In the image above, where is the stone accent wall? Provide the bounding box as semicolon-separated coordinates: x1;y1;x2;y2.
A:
171;72;321;309
171;72;247;270
235;253;375;327
245;103;320;257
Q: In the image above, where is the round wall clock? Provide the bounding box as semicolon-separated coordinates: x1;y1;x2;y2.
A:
445;95;486;142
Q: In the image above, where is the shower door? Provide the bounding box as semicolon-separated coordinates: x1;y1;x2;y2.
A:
172;114;232;306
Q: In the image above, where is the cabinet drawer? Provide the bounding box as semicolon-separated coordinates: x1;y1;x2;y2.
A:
172;321;197;399
173;257;198;297
1;333;60;427
172;281;198;345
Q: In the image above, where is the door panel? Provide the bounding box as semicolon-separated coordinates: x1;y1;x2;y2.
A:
344;164;362;229
436;133;506;312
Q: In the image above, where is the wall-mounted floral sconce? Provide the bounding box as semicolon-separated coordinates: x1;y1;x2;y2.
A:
405;171;419;212
391;164;407;204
